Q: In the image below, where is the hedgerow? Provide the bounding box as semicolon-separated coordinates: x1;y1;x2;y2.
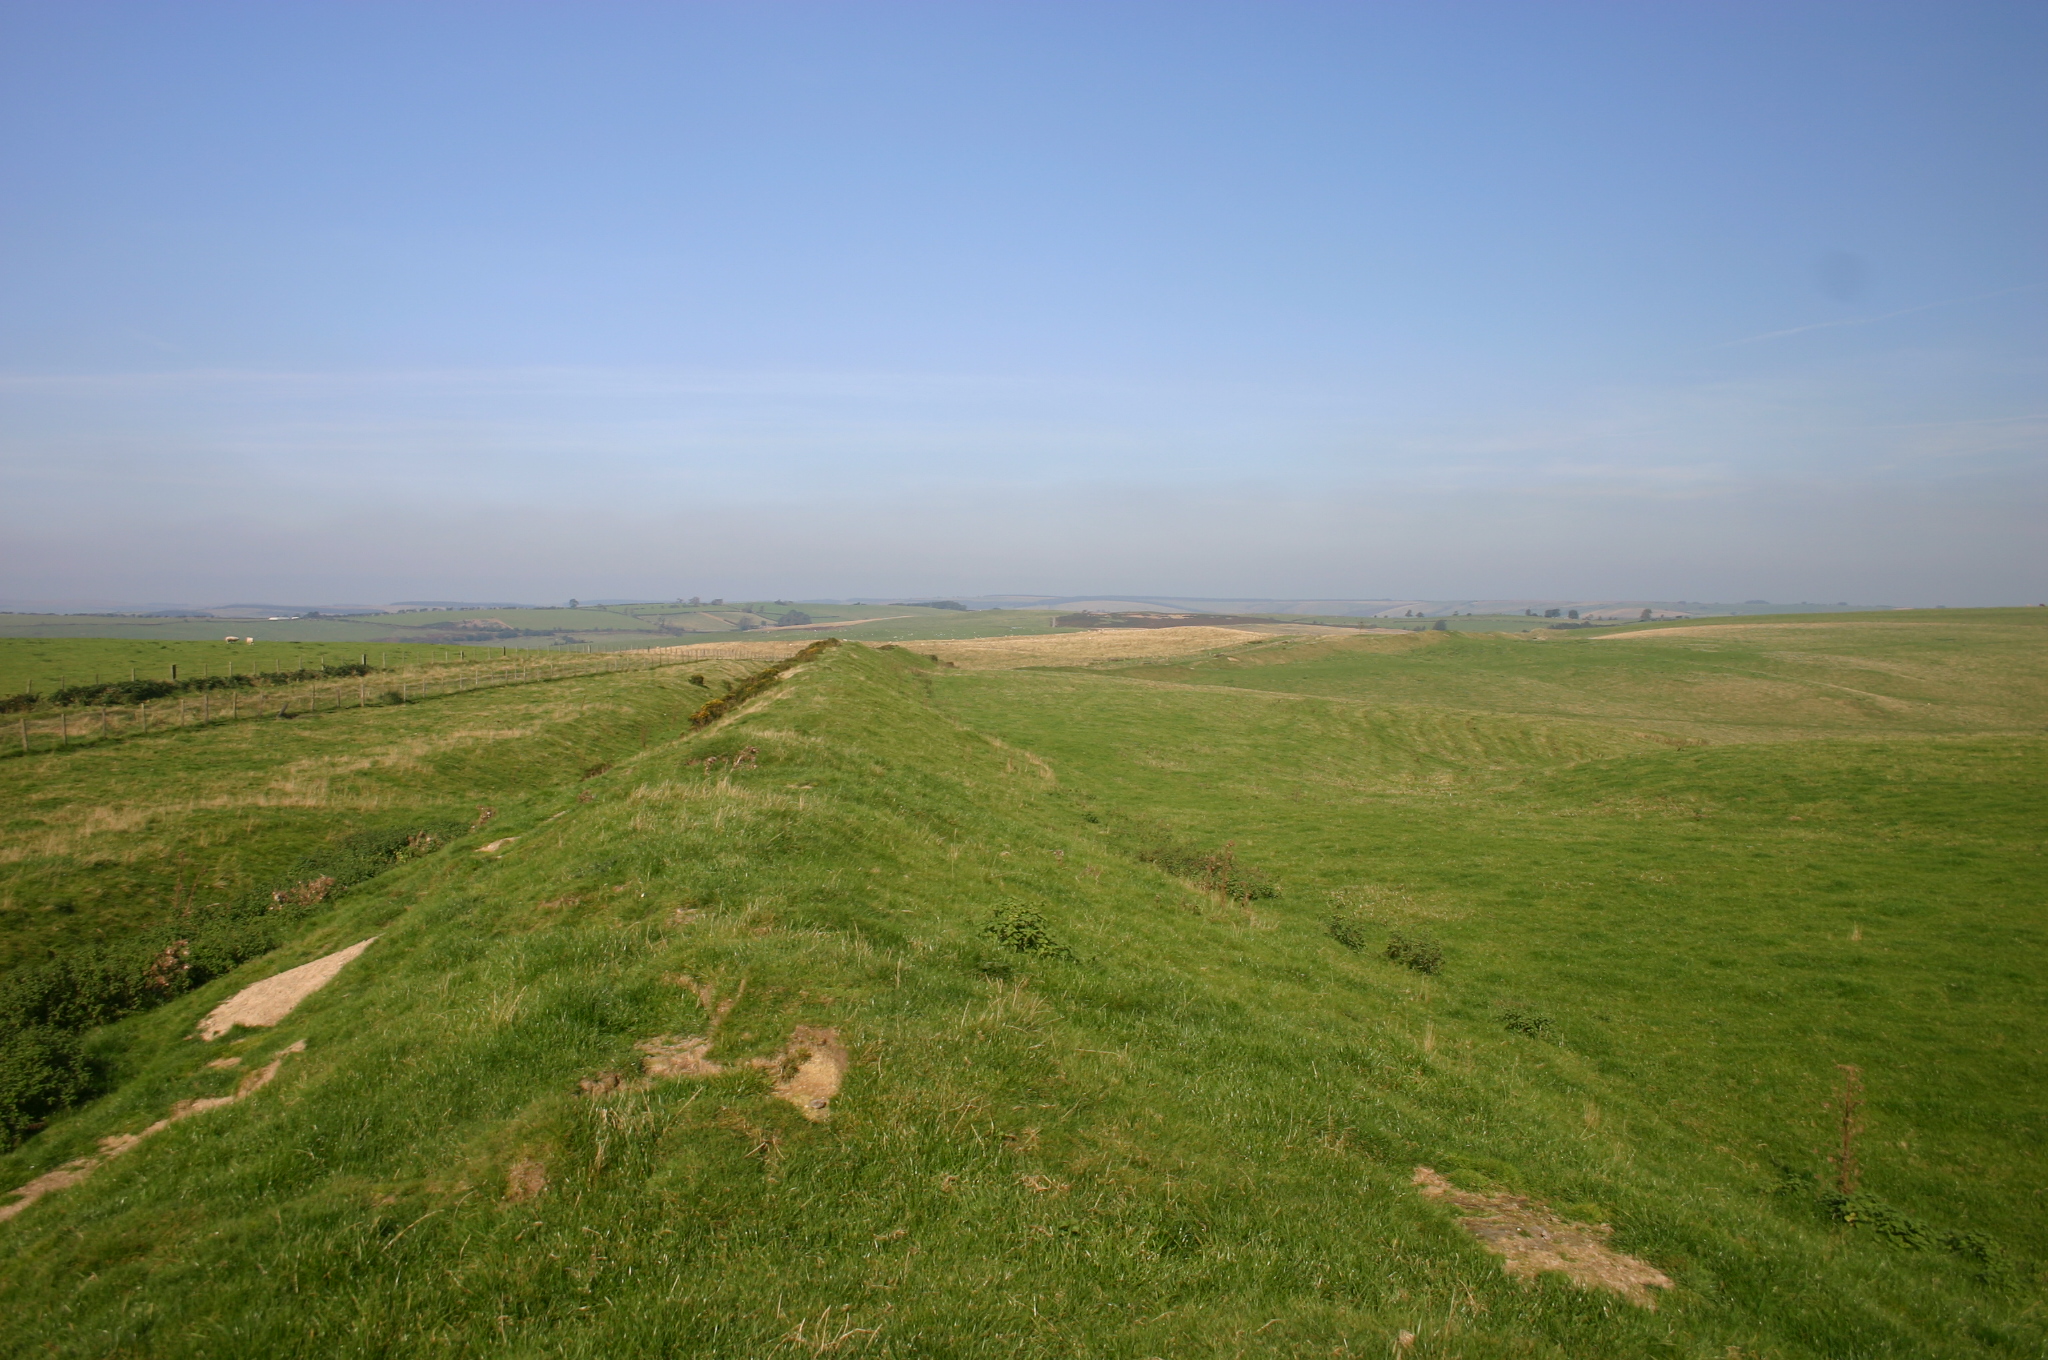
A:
44;663;377;709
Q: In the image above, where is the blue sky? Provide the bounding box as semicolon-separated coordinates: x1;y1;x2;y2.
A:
1;1;2042;605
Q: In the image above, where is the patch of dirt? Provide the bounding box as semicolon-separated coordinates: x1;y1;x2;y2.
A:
0;1159;99;1223
752;1026;849;1122
477;837;519;854
578;1070;630;1097
585;975;748;1092
503;1159;548;1202
0;1042;306;1222
198;938;376;1041
636;1035;724;1078
1412;1166;1672;1306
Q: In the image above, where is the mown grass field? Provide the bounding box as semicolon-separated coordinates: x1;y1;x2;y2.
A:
0;612;2040;1357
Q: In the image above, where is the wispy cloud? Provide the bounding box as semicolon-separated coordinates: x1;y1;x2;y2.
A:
1708;283;2046;349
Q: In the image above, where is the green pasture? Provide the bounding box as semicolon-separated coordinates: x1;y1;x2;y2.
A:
0;656;761;970
0;637;533;699
1108;607;2048;739
0;617;2040;1356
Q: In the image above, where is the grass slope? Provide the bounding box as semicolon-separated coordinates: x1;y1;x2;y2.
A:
0;630;2039;1357
0;658;759;969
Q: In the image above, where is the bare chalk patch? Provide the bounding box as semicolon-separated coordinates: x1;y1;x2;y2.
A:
1412;1166;1672;1307
504;1159;548;1203
584;974;744;1093
753;1026;849;1122
198;938;376;1041
636;1035;724;1078
0;1043;306;1222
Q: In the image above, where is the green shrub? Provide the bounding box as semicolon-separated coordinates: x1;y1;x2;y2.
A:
980;904;1076;965
1826;1191;1938;1250
1384;931;1444;974
1496;1002;1553;1037
1799;1186;2022;1288
0;1025;92;1147
1943;1229;2022;1290
1326;914;1373;950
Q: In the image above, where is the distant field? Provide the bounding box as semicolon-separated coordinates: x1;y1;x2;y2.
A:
0;605;1609;666
922;624;1274;668
0;602;1078;655
1106;607;2048;742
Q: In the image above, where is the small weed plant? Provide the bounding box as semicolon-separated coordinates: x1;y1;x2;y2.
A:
1326;913;1374;951
979;904;1076;967
1384;930;1444;974
1496;1001;1554;1038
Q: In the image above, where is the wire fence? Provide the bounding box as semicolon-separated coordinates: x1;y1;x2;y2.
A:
4;640;807;759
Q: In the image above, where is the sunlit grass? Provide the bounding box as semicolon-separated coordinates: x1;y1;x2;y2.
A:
0;622;2041;1356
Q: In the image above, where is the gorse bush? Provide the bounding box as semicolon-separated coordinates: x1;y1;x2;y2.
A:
690;640;839;728
1384;931;1444;974
0;817;465;1149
